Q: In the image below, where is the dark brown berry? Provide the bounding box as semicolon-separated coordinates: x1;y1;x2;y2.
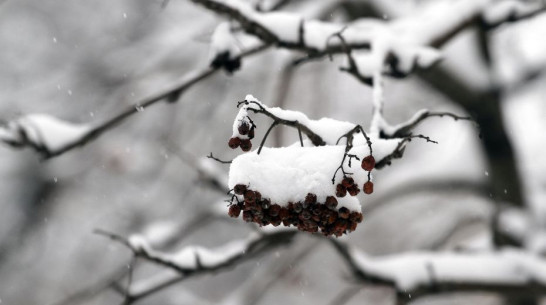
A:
234;184;247;195
300;210;311;220
293;202;303;213
363;181;374;194
248;127;255;139
269;204;281;216
254;191;262;202
242;211;253;222
228;137;241;149
348;221;358;232
279;207;290;220
304;193;317;207
240;139;252;152
361;155;376;171
238;122;250;135
325;196;338;210
349;212;363;223
341;177;354;188
228;205;241;218
244;190;256;203
336;184;347;197
347;184;360;196
338;207;350;219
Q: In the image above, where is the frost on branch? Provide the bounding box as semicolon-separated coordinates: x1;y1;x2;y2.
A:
0;114;91;156
209;22;242;73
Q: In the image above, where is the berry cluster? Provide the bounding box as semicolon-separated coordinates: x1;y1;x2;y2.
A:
228;120;256;152
335;155;376;197
228;185;363;237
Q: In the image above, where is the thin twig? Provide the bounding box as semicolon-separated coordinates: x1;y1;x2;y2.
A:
257;121;278;154
207;152;232;164
242;100;326;146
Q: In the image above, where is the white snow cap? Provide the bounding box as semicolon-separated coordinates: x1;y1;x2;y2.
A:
209;22;240;62
228;145;366;212
0;114;91;152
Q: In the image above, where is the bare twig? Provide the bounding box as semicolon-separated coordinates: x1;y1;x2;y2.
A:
207;152;232;164
240;100;326;146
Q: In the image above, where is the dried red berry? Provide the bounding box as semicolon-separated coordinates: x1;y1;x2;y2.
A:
338;207;350;219
347;184;360;196
279;207;290;220
304;193;317;207
361;155;376;171
325;196;338;210
293;202;303;213
244;190;256;203
269;204;281;216
238;122;250;135
300;210;312;220
240;139;252;152
341;177;354;188
228;205;241;218
234;184;247;195
254;191;262;202
242;211;253;222
336;184;347;197
348;221;357;232
228;137;241;149
363;181;374;194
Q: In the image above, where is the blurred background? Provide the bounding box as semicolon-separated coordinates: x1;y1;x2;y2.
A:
0;0;545;304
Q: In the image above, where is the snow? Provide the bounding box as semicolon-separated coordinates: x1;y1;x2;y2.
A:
243;94;356;144
498;208;530;242
303;20;344;51
257;12;302;43
209;22;240;61
484;0;544;26
350;248;546;291
129;233;256;269
228;145;366;212
0;114;91;152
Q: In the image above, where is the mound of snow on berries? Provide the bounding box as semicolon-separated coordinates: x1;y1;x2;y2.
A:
228;145;373;212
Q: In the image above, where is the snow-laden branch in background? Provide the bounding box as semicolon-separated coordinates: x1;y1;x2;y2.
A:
193;0;546;82
209;22;242;73
0;44;270;159
192;0;446;80
0;114;91;157
331;239;546;302
94;228;297;302
483;0;546;29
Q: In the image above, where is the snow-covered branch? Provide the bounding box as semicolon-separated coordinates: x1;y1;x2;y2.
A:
192;0;546;83
94;228;297;303
0;44;269;159
331;240;546;303
483;0;546;29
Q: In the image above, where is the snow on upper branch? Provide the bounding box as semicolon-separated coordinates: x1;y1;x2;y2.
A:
195;0;443;77
0;114;91;154
484;0;546;27
350;247;546;291
209;22;242;73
